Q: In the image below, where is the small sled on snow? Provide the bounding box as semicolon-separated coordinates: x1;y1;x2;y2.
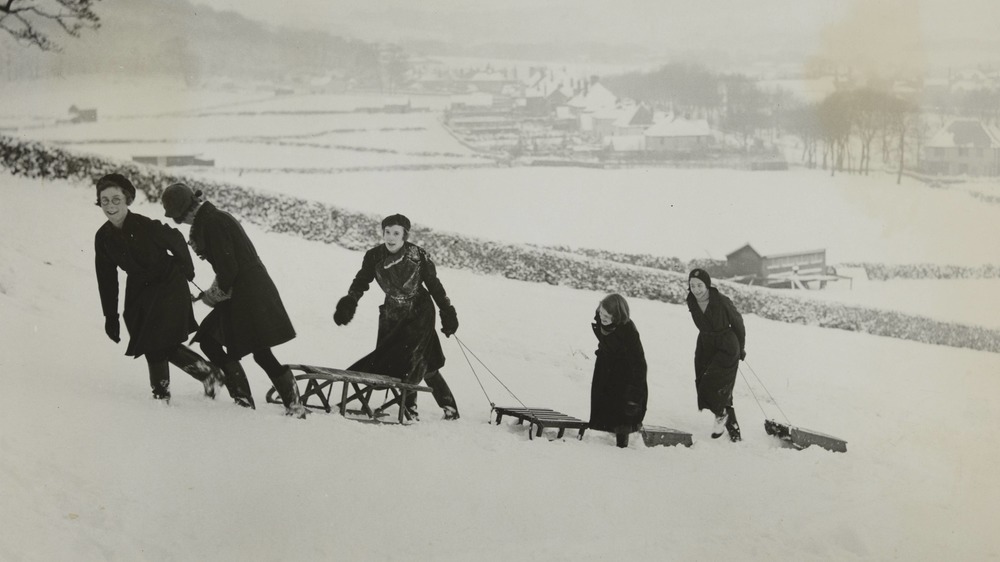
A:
764;419;847;453
492;406;589;440
265;364;431;424
640;425;693;448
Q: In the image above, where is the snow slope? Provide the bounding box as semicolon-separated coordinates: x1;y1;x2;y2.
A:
2;176;999;561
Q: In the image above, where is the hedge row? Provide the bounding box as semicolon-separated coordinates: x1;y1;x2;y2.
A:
3;134;999;354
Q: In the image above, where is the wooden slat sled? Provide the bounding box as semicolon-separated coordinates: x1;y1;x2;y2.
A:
493;406;588;440
640;425;693;448
765;419;847;453
265;364;431;424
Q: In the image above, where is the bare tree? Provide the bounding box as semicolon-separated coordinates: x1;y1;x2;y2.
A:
0;0;100;51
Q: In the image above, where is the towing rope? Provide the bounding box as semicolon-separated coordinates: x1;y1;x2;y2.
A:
452;335;527;410
738;359;791;424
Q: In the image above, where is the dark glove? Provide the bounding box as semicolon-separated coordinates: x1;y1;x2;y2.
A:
624;401;641;418
104;314;120;343
439;305;458;337
740;349;747;361
333;295;357;326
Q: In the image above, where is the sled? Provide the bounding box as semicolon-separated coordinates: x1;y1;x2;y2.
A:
640;425;693;448
265;364;432;424
764;419;847;453
492;406;588;440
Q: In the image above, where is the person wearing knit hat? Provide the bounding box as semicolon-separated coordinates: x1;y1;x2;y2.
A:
686;268;746;442
333;213;461;420
93;173;225;403
163;185;307;418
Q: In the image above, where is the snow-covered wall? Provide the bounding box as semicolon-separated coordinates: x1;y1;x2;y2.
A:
3;134;999;354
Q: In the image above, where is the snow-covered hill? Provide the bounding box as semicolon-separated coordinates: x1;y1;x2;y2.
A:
2;175;998;561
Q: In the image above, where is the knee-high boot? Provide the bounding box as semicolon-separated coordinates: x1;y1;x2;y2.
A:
424;370;459;420
222;361;255;409
268;366;308;419
147;359;171;402
167;345;224;399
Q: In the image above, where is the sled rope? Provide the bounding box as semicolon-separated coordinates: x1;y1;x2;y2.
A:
453;335;527;409
738;360;791;424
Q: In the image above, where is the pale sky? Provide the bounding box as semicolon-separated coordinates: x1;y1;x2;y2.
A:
190;0;997;60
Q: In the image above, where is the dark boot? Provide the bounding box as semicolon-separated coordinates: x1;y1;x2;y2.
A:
148;359;171;403
168;345;224;399
424;370;459;420
615;431;630;448
726;406;742;442
222;361;255;409
269;366;308;419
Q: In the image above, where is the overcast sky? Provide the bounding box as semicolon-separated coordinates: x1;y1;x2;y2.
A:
190;0;997;59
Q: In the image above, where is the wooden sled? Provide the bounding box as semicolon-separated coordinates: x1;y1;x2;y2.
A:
492;406;588;440
640;425;693;448
265;364;432;424
765;419;847;453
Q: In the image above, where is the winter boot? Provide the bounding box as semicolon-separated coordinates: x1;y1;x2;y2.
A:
270;366;308;419
711;409;728;439
615;430;630;448
148;359;171;403
424;370;459;420
222;361;255;409
168;345;224;399
725;406;742;442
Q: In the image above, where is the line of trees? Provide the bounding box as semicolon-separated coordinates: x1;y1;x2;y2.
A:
786;88;921;183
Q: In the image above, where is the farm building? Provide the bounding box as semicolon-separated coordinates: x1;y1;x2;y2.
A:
922;119;1000;176
132;154;215;167
725;243;847;289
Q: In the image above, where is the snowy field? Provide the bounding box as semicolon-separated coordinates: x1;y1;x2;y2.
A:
2;175;1000;561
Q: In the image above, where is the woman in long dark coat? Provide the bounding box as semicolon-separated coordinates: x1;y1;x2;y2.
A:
161;182;306;418
686;268;745;442
333;214;460;420
94;173;223;402
589;293;648;448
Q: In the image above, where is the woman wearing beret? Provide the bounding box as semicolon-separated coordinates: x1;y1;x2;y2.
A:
686;268;745;442
161;182;307;418
333;214;460;420
589;294;648;448
93;173;223;402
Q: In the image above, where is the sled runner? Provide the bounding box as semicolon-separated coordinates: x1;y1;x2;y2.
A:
764;419;847;453
492;406;588;440
265;364;432;424
640;425;693;448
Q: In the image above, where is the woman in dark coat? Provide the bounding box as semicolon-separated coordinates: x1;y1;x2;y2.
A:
161;182;306;418
589;293;647;448
333;214;460;420
94;173;223;402
686;268;745;442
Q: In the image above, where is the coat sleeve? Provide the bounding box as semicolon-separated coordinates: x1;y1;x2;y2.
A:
419;249;452;311
149;220;195;281
346;248;377;302
723;295;746;353
203;216;239;293
94;233;119;318
622;325;648;404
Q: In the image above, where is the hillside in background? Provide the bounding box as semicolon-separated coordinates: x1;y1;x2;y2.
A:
0;0;379;84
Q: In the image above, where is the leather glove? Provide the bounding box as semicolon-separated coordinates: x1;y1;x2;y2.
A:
201;279;231;308
333;295;357;326
439;304;458;337
740;349;747;361
105;314;120;343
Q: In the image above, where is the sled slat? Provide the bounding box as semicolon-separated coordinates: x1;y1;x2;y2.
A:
640;425;693;448
264;364;431;424
493;406;588;441
765;419;847;453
